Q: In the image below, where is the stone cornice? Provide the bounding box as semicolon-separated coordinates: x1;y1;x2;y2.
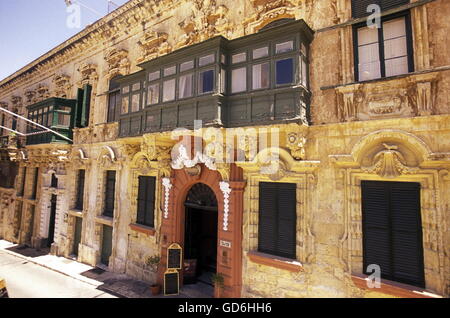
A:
0;0;145;90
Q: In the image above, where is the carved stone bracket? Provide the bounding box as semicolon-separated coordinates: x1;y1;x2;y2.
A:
104;48;130;78
77;63;98;86
53;74;72;98
285;123;307;160
137;31;171;63
219;181;231;231
336;84;361;122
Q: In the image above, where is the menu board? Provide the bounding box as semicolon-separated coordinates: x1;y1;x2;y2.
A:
164;269;179;296
167;243;182;269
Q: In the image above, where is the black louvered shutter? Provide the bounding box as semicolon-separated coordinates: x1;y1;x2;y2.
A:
390;182;425;287
144;177;156;227
361;181;424;288
259;182;296;259
76;170;85;210
352;0;409;18
258;183;278;255
362;181;392;278
104;170;116;217
277;183;297;259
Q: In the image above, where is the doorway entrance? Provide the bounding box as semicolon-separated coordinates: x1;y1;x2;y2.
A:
183;183;218;287
47;195;57;247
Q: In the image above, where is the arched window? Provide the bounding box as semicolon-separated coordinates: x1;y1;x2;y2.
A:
107;76;121;122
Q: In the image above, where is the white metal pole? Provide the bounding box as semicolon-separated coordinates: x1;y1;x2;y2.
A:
0;107;73;142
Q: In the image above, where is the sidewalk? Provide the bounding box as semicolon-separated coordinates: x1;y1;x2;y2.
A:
0;240;154;298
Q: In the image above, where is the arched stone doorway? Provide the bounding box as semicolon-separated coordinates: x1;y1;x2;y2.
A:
183;183;218;290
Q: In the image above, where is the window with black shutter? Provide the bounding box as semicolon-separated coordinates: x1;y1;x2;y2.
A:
136;176;156;227
258;182;296;259
75;169;85;210
351;0;410;18
103;170;116;218
31;168;39;200
107;76;121;123
361;180;425;288
19;167;26;196
51;173;58;188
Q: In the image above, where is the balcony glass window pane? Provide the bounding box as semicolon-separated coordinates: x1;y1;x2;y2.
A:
232;67;247;93
164;66;176;77
179;73;193;99
121;96;129;114
122;86;130;94
59;106;71;112
199;70;214;94
232;52;246;64
58;113;70;126
48;112;53;126
276;58;294;85
301;57;308;87
132;82;141;91
180;61;194;72
163;79;176;102
199;54;215;67
148;71;160;82
147;83;159;105
253;47;269;59
221;54;226;64
276;41;293;54
131;94;140;112
252;62;270;89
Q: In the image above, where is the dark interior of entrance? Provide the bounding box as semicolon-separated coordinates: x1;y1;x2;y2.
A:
184;183;218;286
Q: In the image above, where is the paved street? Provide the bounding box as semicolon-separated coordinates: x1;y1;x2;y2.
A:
0;250;116;298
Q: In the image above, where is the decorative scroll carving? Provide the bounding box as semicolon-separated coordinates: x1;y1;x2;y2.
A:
137;32;171;63
361;143;419;178
175;1;230;49
11;96;22;108
285;124;307;160
244;0;297;33
77;63;98;86
104;48;130;78
35;84;50;102
141;134;171;161
24;90;36;104
219;181;232;231
97;146;116;167
162;177;172;219
122;143;140;161
171;144;216;171
69;148;89;167
53;74;72;98
336;85;361;122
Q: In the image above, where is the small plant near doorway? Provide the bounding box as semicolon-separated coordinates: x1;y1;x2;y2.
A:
211;272;225;298
146;255;161;295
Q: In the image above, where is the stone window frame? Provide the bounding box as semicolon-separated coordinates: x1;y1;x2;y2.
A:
330;129;450;296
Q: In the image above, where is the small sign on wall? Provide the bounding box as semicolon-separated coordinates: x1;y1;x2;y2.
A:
220;240;231;248
164;269;179;296
167;242;182;269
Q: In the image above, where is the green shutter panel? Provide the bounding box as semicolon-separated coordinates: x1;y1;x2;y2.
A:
258;182;278;255
277;183;297;259
361;181;392;278
104;171;116;217
81;84;92;127
74;88;84;128
390;182;425;288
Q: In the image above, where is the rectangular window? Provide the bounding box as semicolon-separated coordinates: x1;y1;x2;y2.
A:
132;82;141;91
180;60;194;72
75;170;85;211
57;113;70;126
276;41;294;54
232;67;247;93
136;176;156;227
232;52;246;64
355;15;412;81
121;96;129;114
131;94;140;112
179;73;193;99
148;71;160;82
163;79;176;102
164;66;176;77
199;54;215;67
361;181;425;288
107;91;119;122
103;170;116;218
276;58;294;85
198;69;214;94
253;47;269;59
252;62;270;90
31;168;39;200
258;182;296;259
147;83;159;105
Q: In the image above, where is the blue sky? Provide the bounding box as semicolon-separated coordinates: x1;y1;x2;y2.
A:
0;0;131;81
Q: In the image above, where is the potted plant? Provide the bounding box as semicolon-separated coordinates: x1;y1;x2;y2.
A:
146;255;161;295
211;272;225;298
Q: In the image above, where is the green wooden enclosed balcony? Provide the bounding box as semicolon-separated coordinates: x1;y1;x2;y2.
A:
26;97;76;145
117;19;314;138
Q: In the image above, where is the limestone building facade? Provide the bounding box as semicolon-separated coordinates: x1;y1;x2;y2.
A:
0;0;449;298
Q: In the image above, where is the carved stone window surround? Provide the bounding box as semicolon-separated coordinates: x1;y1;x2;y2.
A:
330;129;450;296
